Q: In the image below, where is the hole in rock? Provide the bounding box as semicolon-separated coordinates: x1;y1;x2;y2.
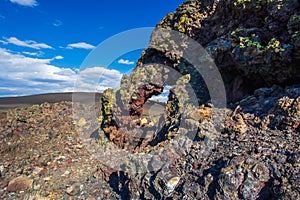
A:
139;85;171;125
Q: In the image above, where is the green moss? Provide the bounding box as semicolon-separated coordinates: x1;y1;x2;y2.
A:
119;89;125;95
178;14;187;33
239;35;262;49
263;38;288;52
234;0;251;6
267;38;280;48
180;16;186;24
292;31;299;38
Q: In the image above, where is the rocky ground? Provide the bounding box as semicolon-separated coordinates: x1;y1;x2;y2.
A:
1;0;300;199
0;101;117;199
0;84;299;199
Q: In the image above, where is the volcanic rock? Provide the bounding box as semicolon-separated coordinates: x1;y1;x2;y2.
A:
97;0;300;199
7;175;33;192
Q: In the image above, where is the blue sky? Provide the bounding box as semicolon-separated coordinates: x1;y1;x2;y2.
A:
0;0;185;97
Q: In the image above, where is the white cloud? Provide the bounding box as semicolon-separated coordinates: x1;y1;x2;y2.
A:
76;67;123;92
67;42;95;50
0;48;74;96
9;0;38;7
54;55;64;60
2;37;53;49
149;85;171;102
118;59;135;65
0;48;123;97
150;95;168;102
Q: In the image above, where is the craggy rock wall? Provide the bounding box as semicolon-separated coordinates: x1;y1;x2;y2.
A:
100;0;300;150
97;1;300;199
140;0;300;102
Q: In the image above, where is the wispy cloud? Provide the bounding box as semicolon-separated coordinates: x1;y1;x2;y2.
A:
118;59;135;65
22;51;43;57
0;48;122;97
52;19;63;27
22;51;38;56
0;15;5;19
2;37;53;49
0;40;8;45
67;42;95;50
9;0;38;7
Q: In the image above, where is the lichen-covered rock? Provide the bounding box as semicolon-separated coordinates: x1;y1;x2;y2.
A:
140;0;300;102
99;65;201;150
95;0;299;199
95;85;299;199
100;0;300;152
270;96;300;131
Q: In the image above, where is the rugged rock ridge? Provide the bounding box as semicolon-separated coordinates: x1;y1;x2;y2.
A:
100;0;300;153
96;0;300;199
147;0;300;102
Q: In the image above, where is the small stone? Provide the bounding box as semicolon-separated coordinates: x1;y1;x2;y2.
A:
78;117;86;127
16;168;23;174
33;184;41;190
61;170;71;176
140;118;148;126
43;177;51;181
167;176;180;192
32;167;43;176
66;183;81;196
7;175;33;192
76;144;83;149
